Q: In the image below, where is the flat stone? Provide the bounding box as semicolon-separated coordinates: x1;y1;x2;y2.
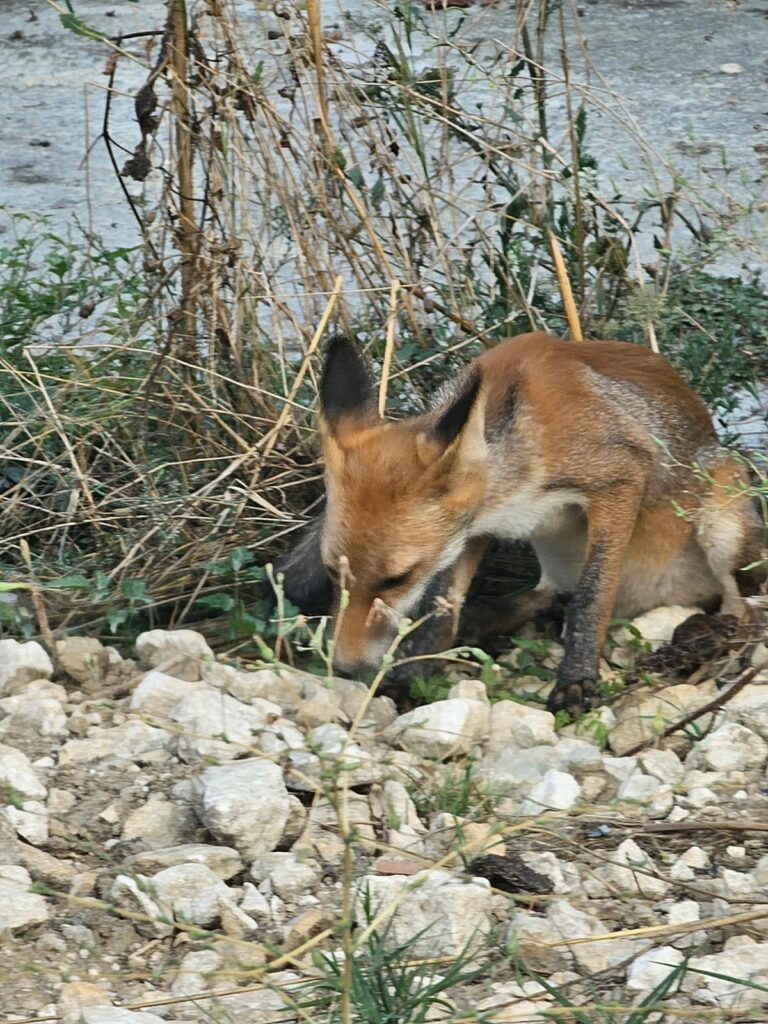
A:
129;670;208;719
170;688;282;763
58;721;172;766
687;722;768;772
128;844;243;880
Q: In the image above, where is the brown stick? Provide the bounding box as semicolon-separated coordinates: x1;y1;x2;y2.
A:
168;0;198;362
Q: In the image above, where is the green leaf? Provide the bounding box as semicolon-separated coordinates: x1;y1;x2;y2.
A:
106;608;129;634
120;578;151;603
0;581;32;592
196;593;236;612
45;574;90;592
59;13;109;43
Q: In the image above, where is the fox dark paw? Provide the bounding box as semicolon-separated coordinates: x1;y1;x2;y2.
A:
546;678;596;719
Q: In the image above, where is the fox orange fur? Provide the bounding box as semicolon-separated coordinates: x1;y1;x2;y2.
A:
317;332;765;716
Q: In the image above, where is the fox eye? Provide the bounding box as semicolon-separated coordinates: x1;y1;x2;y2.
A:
379;568;415;591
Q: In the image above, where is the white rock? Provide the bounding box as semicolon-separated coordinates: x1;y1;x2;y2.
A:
5;800;48;845
359;869;491;957
718;868;756;899
0;864;49;930
720;62;743;74
0;697;67;742
587;838;668;899
391;698;489;759
614;605;702;664
0;743;47;799
110;875;170;936
681;944;768;1008
688;722;768;772
203;662;301;707
513;900;647;975
0;639;53;691
478;744;556;794
171;948;222;999
554;737;604;771
376;779;427;856
58;721;172;766
148;862;232;927
638;748;685;784
448;679;489;703
517;769;581;815
616;773;674;816
208;975;300;1024
128;844;243;881
80;1009;167;1024
135;629;213;680
121;794;195;849
253;852;320;898
171;689;282;763
627;945;684;991
609;683;718;755
306;723;384;785
667;900;700;926
488;701;557;752
684;786;719;808
196;759;290;860
129;670;207;719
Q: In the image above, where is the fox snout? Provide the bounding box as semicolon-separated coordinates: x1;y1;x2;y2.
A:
331;598;400;676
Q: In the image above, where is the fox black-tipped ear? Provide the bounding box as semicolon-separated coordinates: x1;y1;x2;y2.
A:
320;335;375;429
433;368;483;448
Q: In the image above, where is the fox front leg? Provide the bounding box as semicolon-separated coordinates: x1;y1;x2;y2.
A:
547;489;642;719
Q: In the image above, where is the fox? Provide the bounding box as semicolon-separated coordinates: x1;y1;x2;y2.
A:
306;331;765;717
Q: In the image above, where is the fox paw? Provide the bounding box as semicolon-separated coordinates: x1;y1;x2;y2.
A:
546;679;596;719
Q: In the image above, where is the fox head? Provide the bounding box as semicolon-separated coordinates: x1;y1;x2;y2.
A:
318;335;488;674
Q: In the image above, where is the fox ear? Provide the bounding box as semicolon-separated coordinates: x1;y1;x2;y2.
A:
417;369;485;466
320;335;376;433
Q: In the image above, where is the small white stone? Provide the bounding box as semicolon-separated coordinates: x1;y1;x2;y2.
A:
627;945;684;991
129;670;207;718
689;722;768;772
135;629;213;681
148;862;233;927
720;62;743;75
0;743;48;800
0;864;49;930
391;698;489;760
488;701;557;751
727;845;746;860
58;721;172;766
517;769;581;814
5;800;48;845
0;640;53;692
171;689;282;763
358;869;492;957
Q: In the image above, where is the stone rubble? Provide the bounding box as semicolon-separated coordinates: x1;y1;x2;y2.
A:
0;620;765;1019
